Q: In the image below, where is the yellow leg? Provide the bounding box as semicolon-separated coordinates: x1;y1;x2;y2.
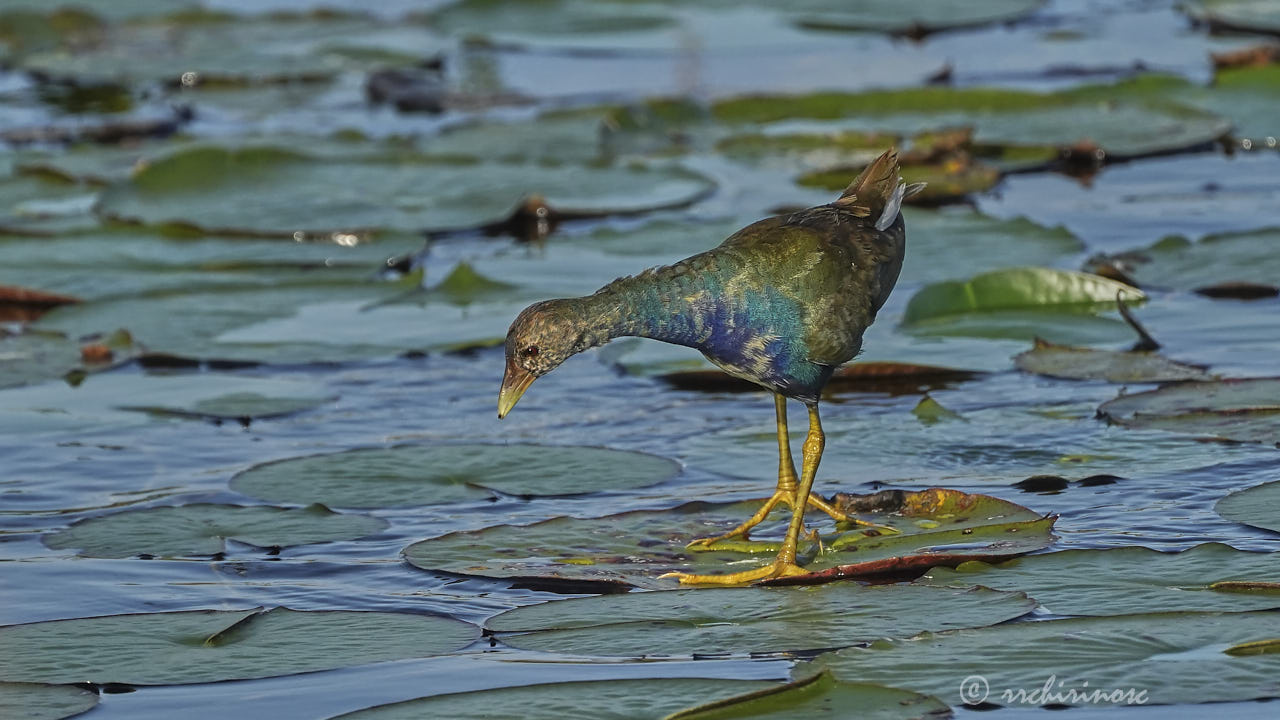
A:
686;394;877;549
663;404;827;585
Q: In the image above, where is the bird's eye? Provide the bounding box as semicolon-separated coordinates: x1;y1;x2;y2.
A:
522;345;540;357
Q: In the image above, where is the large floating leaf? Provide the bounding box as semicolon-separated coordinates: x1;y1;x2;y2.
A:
231;444;681;509
1014;337;1212;383
1184;0;1280;36
903;268;1143;325
1098;377;1280;445
95;145;714;236
405;488;1055;589
43;503;388;558
0;330;82;389
0;682;98;720
487;584;1033;658
662;671;949;720
816;610;1280;706
1089;229;1280;293
712;84;1229;159
1217;480;1280;533
919;543;1280;615
17;14;449;86
0;607;477;685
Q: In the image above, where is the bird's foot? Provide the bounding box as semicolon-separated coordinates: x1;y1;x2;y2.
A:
685;487;852;550
659;559;809;586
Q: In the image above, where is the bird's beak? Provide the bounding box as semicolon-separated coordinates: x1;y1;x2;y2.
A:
498;359;536;419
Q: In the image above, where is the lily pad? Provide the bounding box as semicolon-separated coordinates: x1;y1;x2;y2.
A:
0;330;82;389
816;610;1280;706
1216;480;1280;533
405;488;1055;589
1014;337;1213;383
230;444;681;509
663;671;949;720
0;683;98;720
1088;229;1280;293
903;268;1143;325
95;144;714;237
1185;0;1280;36
42;503;389;558
0;607;477;686
487;584;1033;658
712;84;1229;160
1098;377;1280;445
919;543;1280;614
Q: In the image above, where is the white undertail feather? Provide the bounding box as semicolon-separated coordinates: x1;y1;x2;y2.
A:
875;181;906;231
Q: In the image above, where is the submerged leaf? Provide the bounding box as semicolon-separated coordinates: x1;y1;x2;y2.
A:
43;503;388;558
1216;480;1280;533
405;488;1054;589
0;682;98;720
919;543;1280;614
1014;337;1212;382
662;671;949;720
816;610;1280;706
230;444;681;509
486;584;1033;657
0;608;477;685
1098;377;1280;445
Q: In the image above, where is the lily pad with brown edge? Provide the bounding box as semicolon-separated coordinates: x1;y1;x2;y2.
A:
403;488;1055;590
656;362;983;395
1097;377;1280;446
0;682;98;720
1217;480;1280;533
0;607;477;686
94;144;715;238
230;444;681;509
813;610;1280;707
711;84;1230;160
1086;229;1280;295
42;503;388;558
918;543;1280;615
0;285;79;323
486;583;1033;658
1014;337;1213;383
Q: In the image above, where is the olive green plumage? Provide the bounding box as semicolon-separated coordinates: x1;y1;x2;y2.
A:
502;149;918;408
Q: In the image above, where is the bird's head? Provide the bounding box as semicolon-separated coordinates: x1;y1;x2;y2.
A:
498;299;582;418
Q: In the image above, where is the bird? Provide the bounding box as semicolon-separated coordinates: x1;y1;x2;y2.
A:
498;148;922;585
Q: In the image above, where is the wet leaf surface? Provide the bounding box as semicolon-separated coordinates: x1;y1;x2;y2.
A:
815;610;1280;706
919;543;1280;614
662;671;950;720
1014;337;1213;383
43;503;388;558
1098;377;1280;445
0;330;82;389
405;488;1054;589
0;682;99;720
0;607;478;685
230;444;681;508
1216;480;1280;533
487;584;1033;658
1087;228;1280;293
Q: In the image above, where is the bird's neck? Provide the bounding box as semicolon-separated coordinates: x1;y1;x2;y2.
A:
572;259;722;349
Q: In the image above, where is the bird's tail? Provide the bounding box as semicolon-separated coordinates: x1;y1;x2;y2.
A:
833;148;926;230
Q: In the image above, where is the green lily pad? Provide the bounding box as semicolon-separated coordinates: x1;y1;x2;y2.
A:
17;14;449;86
1014;337;1213;383
919;543;1280;615
788;0;1045;35
1098;377;1280;445
405;488;1055;589
330;679;774;720
230;444;681;509
43;503;388;558
487;583;1033;658
1217;481;1280;533
0;330;82;389
903;268;1144;325
0;607;477;686
712;84;1229;160
0;682;98;720
95;144;714;237
816;610;1280;706
1184;0;1280;36
663;671;949;720
0;172;99;235
1088;229;1280;293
